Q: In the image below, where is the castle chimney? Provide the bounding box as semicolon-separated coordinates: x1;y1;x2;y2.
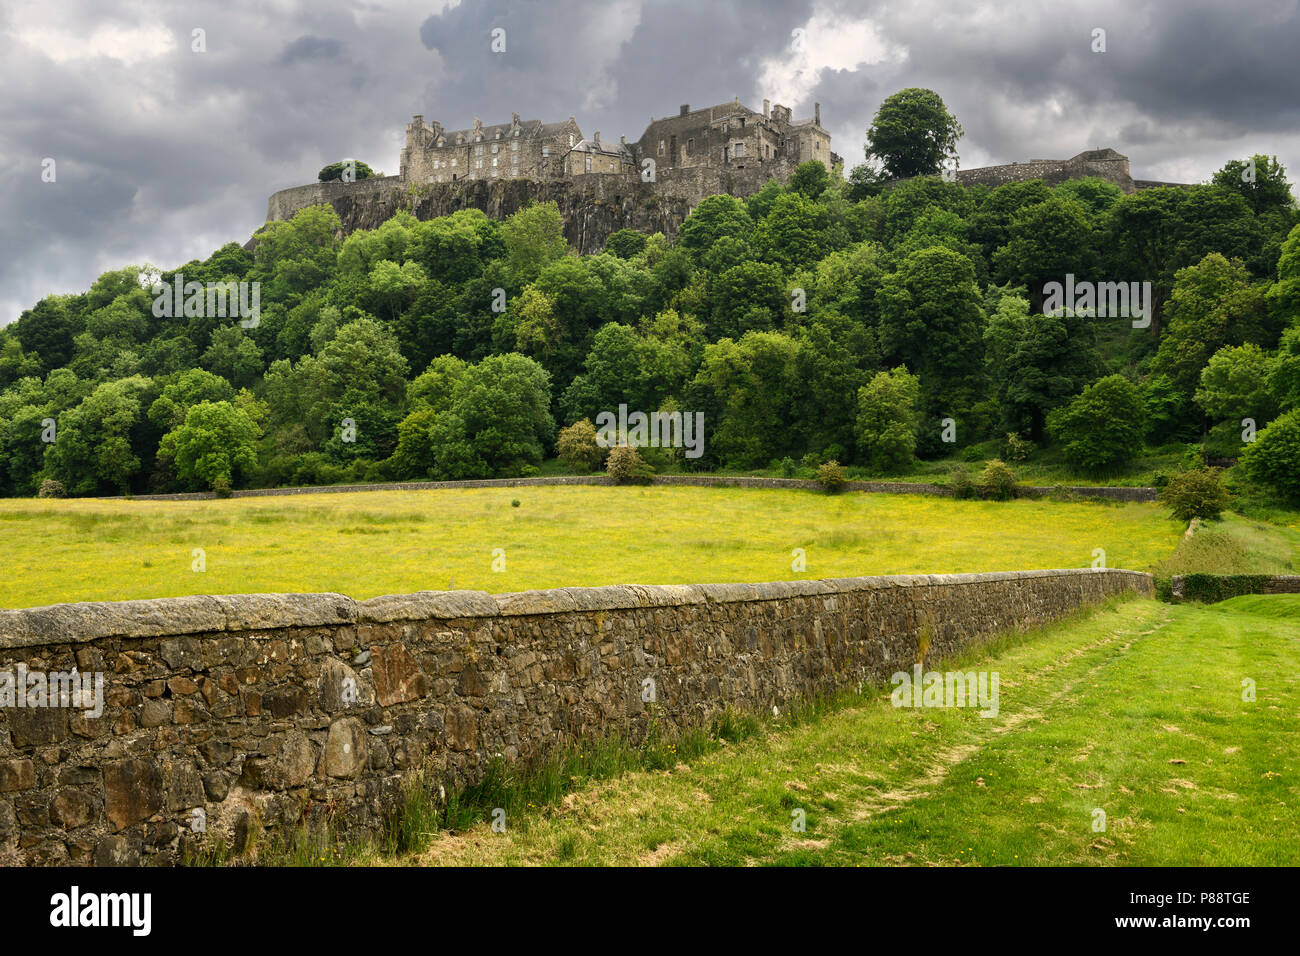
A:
594;131;600;145
763;99;770;118
680;104;689;116
620;135;626;145
814;102;821;126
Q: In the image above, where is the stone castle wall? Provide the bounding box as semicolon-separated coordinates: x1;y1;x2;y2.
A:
0;569;1151;865
955;148;1137;193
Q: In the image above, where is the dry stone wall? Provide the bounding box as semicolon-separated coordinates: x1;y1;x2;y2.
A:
0;569;1151;865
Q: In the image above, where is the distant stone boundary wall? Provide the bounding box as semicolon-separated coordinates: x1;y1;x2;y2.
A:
1170;574;1300;603
0;569;1151;865
110;474;1158;503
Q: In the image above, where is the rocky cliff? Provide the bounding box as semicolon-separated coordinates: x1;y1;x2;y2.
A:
260;174;696;253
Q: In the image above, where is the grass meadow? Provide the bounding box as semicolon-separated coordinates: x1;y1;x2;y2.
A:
0;485;1190;608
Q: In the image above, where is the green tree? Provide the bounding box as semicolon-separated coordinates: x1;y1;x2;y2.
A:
318;160;376;182
1151;253;1270;402
876;246;985;434
708;261;787;340
1046;375;1146;474
147;368;236;431
427;353;554;478
992;195;1093;312
856;366;922;474
983;291;1101;440
788;160;830;199
604;229;648;259
1211;155;1295;216
1194;343;1277;423
44;376;152;495
865;88;964;179
690;331;799;468
677;195;754;260
1241;408;1300;499
158;400;260;490
501;201;569;283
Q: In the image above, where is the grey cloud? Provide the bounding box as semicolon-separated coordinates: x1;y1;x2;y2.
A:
1;0;1297;329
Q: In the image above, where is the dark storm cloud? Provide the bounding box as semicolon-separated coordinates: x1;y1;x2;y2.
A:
1;0;1297;329
279;35;346;64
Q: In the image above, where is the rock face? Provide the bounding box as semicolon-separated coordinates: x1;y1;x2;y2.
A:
261;174;696;254
0;569;1153;865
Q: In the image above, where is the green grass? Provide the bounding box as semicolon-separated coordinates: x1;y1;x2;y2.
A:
1154;512;1300;579
375;596;1298;866
0;486;1187;608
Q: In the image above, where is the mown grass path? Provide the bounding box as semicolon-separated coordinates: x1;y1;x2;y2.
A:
403;597;1298;866
0;486;1180;607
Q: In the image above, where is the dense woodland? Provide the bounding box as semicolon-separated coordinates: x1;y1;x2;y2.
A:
3;151;1300;500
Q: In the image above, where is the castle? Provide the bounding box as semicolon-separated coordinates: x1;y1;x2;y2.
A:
398;96;839;193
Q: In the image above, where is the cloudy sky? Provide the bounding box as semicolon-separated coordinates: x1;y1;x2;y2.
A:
2;0;1297;327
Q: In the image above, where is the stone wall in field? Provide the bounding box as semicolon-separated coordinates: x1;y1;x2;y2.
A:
0;569;1152;866
118;474;1159;503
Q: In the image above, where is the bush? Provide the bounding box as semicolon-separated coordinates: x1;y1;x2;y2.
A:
1241;408;1300;500
37;478;66;499
1160;467;1232;521
1002;431;1035;462
556;419;606;472
978;459;1018;500
800;451;821;471
212;475;233;498
779;456;797;478
606;445;655;484
947;465;975;500
816;460;848;493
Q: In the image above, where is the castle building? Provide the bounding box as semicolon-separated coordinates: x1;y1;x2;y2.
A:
398;96;836;192
399;112;584;184
634;98;834;177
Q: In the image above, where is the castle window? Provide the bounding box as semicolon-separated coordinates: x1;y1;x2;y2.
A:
511;141;518;151
491;144;498;153
585;156;592;172
734;142;745;158
542;146;550;157
687;138;693;152
492;157;498;167
658;140;665;155
476;145;483;155
569;134;574;147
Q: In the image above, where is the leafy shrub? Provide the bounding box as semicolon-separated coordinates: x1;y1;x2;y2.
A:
511;499;521;508
800;452;821;471
1241;408;1300;499
212;475;233;498
556;419;606;472
816;460;848;493
947;465;975;499
978;459;1018;500
37;478;66;499
1160;467;1232;521
779;456;797;478
1002;431;1035;462
607;445;655;484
